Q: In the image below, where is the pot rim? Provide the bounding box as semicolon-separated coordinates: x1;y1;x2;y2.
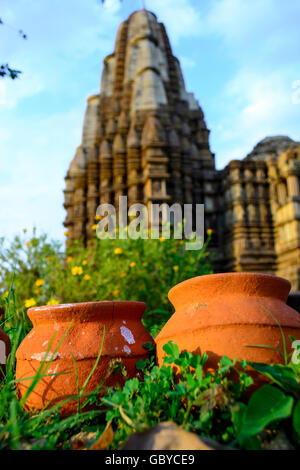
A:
168;272;291;304
27;300;146;324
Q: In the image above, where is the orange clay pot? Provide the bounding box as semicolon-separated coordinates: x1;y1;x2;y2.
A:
16;301;153;415
0;327;10;379
156;273;300;370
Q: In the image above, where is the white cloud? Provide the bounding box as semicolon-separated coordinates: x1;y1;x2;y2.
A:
0;106;84;240
205;0;300;61
213;67;300;167
179;56;196;68
0;0;122;109
0;0;123;240
0;72;44;109
203;0;300;167
149;0;203;43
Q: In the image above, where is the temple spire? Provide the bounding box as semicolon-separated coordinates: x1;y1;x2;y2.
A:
63;9;214;242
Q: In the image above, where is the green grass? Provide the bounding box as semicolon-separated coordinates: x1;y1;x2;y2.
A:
0;228;213;337
1;232;300;450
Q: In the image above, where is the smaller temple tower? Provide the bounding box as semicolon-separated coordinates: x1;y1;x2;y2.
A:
221;136;300;290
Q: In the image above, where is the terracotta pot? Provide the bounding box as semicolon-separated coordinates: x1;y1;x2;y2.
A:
156;273;300;370
0;327;10;379
16;301;153;415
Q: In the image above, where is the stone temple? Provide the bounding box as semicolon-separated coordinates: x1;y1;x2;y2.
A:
63;10;300;290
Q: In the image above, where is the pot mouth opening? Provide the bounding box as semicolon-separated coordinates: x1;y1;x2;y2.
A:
27;301;146;323
169;272;291;302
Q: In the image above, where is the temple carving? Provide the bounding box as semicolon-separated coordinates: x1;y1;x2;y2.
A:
63;10;300;290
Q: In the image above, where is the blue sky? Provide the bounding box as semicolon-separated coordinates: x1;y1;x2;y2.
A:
0;0;300;242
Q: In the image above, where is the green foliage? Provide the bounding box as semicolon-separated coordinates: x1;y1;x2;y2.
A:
103;342;251;449
248;363;299;396
103;342;300;450
293;401;300;440
234;385;294;438
0;229;213;336
1;232;300;450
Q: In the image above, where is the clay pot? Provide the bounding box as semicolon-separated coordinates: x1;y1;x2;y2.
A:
156;273;300;370
16;301;153;415
0;327;11;379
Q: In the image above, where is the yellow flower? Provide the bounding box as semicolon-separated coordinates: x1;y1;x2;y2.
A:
64;231;69;236
71;266;83;276
114;248;123;255
82;260;88;265
173;265;179;271
92;224;98;230
35;279;44;287
34;289;40;295
25;298;36;308
112;289;119;297
47;298;60;305
3;291;9;298
206;228;213;235
129;262;136;268
45;256;52;262
26;241;31;247
23;228;27;233
66;256;73;263
83;274;91;281
94;215;101;220
120;272;126;278
159;237;166;242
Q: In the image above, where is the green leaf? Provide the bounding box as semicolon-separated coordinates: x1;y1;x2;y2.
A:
218;356;236;374
190;354;201;369
135;358;149;371
293;400;300;441
248;362;299;395
240;385;294;438
162;341;180;359
231;402;247;434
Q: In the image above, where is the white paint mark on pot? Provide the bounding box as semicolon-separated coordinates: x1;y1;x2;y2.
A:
120;326;135;344
123;345;131;355
42;340;48;347
48;364;59;378
31;351;61;362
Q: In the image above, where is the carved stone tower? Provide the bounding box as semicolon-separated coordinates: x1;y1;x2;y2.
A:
63;9;217;242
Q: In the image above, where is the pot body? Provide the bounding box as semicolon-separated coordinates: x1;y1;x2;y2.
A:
156;273;300;369
0;327;10;379
16;301;153;415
